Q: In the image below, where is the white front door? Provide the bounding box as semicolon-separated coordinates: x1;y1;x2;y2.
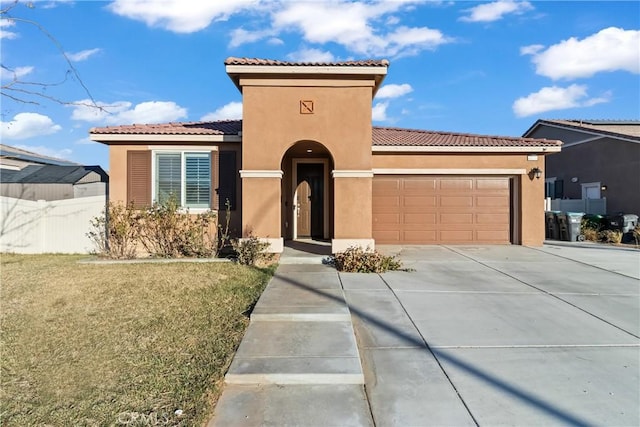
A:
582;182;601;199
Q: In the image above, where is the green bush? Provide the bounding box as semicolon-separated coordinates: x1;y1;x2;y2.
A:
231;235;274;266
332;246;403;273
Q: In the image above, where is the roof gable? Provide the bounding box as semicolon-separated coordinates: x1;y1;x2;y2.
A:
523;119;640;145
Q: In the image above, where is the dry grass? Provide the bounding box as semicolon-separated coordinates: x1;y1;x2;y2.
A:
0;254;273;426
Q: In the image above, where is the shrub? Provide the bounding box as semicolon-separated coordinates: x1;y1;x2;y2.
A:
332;246;403;273
598;229;623;244
231;235;274;266
88;198;232;259
137;197;219;258
580;224;599;242
633;225;640;246
87;201;140;259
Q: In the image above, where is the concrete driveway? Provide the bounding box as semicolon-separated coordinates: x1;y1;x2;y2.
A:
345;243;640;426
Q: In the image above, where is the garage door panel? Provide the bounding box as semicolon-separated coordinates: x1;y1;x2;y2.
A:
373;179;400;193
374;213;400;225
372;195;400;210
440;179;473;191
440;213;474;224
477;196;509;207
403;196;436;207
403;179;436;192
440;196;474;207
476;178;510;190
403;213;436;225
476;213;510;224
402;230;437;243
476;230;511;242
440;230;474;242
372;176;512;244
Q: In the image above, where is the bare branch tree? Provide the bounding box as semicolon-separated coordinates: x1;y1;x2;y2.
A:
1;0;101;111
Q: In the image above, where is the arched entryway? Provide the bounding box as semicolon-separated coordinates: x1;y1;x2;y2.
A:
280;141;334;243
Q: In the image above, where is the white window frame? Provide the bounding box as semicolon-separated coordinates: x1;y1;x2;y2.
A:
151;149;213;212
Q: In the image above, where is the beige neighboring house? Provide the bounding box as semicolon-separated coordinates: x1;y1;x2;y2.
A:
90;58;561;253
0;144;108;201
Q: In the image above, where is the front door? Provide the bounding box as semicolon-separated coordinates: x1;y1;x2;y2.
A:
296;163;324;238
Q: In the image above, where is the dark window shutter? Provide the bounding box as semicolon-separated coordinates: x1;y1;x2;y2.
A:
554;179;564;199
211;150;219;210
127;151;151;208
218;151;237;210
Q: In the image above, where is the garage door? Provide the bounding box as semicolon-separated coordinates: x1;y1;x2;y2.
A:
372;176;511;244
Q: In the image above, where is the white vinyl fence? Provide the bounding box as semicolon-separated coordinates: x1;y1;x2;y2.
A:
0;196;106;254
546;198;607;215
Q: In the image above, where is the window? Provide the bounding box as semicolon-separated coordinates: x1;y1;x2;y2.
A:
154;152;211;209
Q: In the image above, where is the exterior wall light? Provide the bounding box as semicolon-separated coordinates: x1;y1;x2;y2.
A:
601;185;607;191
529;167;542;180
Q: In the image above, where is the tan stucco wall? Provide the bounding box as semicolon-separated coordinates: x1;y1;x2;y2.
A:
107;142;243;236
372;152;547;246
240;80;376;242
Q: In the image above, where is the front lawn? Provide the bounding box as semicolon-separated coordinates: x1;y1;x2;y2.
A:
0;254;273;426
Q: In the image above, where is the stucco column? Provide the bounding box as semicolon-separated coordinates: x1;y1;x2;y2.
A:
520;166;545;246
332;171;374;252
240;170;283;252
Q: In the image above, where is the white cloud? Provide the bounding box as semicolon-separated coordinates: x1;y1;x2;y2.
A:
108;0;256;33
520;44;543;56
526;27;640;80
512;84;610;117
71;100;188;125
460;0;533;23
0;65;34;81
229;28;275;48
201;101;243;121
0;19;18;39
372;102;388;122
376;83;413;99
67;48;102;62
1;112;62;140
268;1;450;57
286;48;335;63
14;145;72;161
75;137;96;145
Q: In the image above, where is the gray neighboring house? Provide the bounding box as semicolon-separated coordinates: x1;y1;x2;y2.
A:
523;119;640;215
0;144;108;201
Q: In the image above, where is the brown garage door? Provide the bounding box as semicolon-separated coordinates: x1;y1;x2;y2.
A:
373;176;511;244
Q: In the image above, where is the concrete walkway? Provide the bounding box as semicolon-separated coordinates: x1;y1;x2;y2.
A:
210;243;640;426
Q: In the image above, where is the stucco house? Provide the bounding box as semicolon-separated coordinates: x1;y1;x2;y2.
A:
523;119;639;216
90;58;561;253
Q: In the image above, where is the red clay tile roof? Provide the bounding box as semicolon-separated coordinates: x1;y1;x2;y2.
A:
90;120;242;135
224;57;389;67
372;126;562;148
90;120;560;148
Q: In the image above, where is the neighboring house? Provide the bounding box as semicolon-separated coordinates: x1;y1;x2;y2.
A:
90;58;561;253
0;164;108;201
523;119;640;215
0;143;78;170
1;143;108;201
0;144;109;254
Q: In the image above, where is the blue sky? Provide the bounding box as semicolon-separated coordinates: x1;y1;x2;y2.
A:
1;0;638;170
